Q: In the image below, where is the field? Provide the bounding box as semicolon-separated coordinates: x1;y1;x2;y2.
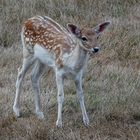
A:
0;0;140;139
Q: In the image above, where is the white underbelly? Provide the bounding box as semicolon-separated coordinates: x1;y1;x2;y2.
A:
34;44;55;67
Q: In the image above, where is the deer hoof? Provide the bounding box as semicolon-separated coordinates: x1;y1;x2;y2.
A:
56;120;62;128
13;106;21;117
83;118;90;126
36;111;44;119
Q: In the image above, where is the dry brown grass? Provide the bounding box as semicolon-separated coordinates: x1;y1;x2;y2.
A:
0;0;140;139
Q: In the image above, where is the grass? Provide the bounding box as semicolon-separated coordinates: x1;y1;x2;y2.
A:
0;0;140;139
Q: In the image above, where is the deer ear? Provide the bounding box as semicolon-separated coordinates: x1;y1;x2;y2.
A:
94;21;111;34
67;24;81;37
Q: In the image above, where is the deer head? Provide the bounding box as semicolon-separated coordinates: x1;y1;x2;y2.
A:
67;21;111;53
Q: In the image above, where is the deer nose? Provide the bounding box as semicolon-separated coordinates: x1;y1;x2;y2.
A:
92;47;99;53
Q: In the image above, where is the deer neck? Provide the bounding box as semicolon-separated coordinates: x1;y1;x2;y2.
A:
74;39;88;69
63;37;88;71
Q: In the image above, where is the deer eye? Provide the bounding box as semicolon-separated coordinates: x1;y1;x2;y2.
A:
81;36;88;42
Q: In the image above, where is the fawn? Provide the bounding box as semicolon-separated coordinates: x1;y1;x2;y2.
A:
13;16;110;127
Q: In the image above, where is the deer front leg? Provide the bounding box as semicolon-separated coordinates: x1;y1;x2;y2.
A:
75;71;89;126
55;70;64;127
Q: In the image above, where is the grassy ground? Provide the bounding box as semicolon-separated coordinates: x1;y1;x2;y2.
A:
0;0;140;139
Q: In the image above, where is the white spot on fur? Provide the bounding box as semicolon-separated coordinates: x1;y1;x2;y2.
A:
25;38;29;42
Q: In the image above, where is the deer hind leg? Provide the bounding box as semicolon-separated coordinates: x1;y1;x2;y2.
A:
31;60;44;119
75;71;89;126
55;69;64;127
13;56;35;117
